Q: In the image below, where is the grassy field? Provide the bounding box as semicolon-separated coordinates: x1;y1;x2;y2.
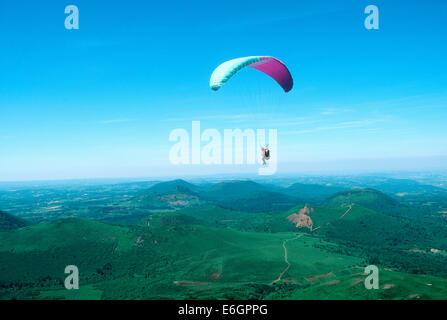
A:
1;178;447;299
1;215;446;299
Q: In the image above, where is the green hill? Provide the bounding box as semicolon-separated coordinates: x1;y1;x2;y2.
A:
0;217;135;253
0;210;28;231
324;188;430;219
200;181;302;213
145;179;199;195
217;190;302;213
285;183;345;203
289;192;447;254
325;188;398;211
134;192;203;210
132;180;302;213
307;203;447;276
0;218;144;300
167;205;295;233
202;180;267;201
133;180;203;210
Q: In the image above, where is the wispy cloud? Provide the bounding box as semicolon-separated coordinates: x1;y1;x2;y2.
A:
319;108;354;116
163;113;383;130
347;94;446;111
282;119;386;135
269;117;326;127
163;114;257;122
99;119;137;124
73;40;123;49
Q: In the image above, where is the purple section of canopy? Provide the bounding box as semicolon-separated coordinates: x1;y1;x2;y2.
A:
247;57;293;92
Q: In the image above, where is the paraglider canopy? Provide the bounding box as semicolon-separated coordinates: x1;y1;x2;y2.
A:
210;56;293;92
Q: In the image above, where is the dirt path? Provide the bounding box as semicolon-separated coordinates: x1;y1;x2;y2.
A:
338;204;353;220
271;234;303;284
311;204;354;232
272;204;355;284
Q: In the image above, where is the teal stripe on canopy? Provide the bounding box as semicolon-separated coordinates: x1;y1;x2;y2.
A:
209;56;264;91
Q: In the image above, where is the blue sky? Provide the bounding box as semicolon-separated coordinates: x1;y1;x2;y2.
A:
0;0;446;180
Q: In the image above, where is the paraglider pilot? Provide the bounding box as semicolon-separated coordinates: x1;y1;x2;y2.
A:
261;145;270;165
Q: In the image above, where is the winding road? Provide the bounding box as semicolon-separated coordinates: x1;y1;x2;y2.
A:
271;234;303;284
